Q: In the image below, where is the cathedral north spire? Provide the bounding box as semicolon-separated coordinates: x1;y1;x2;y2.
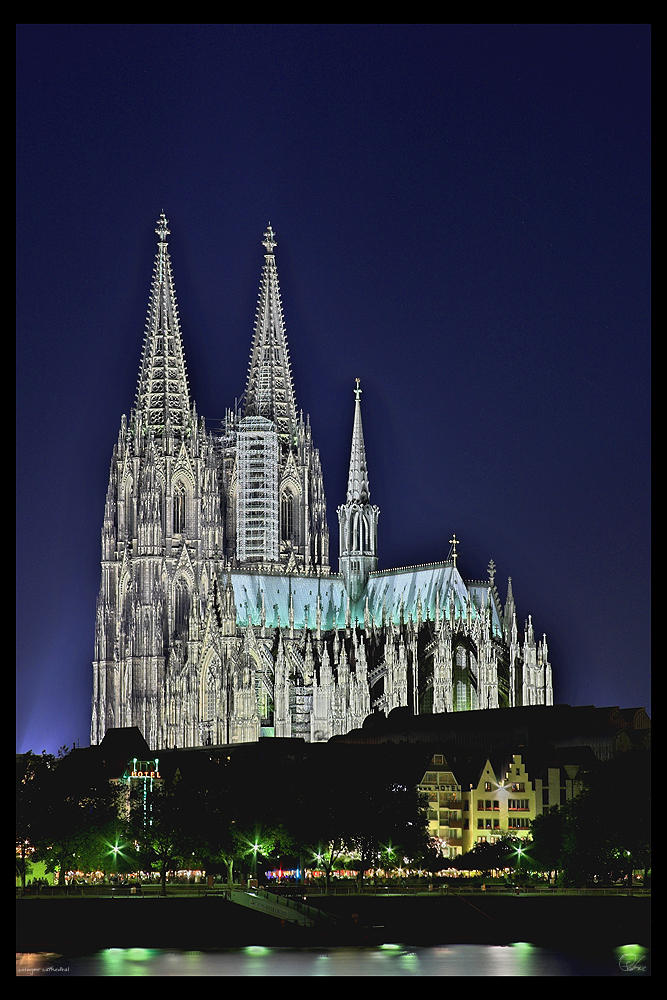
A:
133;213;191;442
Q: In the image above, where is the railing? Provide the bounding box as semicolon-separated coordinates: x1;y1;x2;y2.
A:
16;882;651;899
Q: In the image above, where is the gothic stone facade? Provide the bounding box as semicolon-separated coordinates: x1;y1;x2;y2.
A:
91;217;553;751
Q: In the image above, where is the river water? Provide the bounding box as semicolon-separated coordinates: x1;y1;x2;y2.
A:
16;943;650;976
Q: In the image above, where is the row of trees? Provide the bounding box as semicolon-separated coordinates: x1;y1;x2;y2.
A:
17;746;650;890
17;747;432;891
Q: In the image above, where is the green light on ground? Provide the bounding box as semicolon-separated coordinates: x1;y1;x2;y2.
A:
101;949;124;973
244;946;271;956
127;948;153;961
617;945;646;954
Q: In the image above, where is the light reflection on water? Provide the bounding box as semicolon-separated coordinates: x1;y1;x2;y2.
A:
17;943;649;977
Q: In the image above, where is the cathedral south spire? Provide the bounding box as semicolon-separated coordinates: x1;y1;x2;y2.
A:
244;223;297;441
230;222;330;574
338;380;380;603
133;213;191;443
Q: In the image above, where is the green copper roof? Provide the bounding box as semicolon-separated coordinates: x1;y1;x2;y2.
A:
229;561;502;633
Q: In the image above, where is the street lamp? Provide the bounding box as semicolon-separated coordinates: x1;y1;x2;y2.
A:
251;841;260;880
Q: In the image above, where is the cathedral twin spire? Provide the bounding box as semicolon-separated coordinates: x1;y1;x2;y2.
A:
244;223;298;440
131;215;348;578
133;213;191;442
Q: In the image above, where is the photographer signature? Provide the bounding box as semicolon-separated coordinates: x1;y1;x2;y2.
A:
618;955;647;973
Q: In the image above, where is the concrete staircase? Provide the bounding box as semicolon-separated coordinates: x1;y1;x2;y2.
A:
225;888;337;928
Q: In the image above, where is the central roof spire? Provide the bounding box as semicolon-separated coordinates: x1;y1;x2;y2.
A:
347;378;371;504
244;222;297;439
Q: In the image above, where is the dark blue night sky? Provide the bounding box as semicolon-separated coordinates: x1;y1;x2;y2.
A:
16;24;651;754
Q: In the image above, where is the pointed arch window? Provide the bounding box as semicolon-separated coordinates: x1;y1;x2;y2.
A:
454;645;468;712
206;673;216;721
174;579;190;637
173;482;186;534
281;491;295;542
351;510;360;552
362;514;370;551
125;478;135;539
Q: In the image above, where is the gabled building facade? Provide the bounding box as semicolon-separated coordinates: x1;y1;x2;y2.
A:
91;216;553;750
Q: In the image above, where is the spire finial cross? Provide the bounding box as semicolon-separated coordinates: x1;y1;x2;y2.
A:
155;212;170;243
354;377;362;401
449;533;459;566
262;222;277;254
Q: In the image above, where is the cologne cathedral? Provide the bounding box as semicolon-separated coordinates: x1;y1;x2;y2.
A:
90;215;553;750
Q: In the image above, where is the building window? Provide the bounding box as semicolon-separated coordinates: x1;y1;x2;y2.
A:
477;819;484;830
173;482;186;533
174;579;190;637
206;685;216;720
485;781;492;791
281;492;294;542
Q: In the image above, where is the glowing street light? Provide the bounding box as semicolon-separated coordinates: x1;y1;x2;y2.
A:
249;840;261;878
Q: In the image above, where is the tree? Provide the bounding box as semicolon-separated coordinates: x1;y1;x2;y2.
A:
530;750;650;886
530;807;565;882
301;768;428;888
454;836;526;877
129;769;194;893
28;748;121;886
16;751;56;889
